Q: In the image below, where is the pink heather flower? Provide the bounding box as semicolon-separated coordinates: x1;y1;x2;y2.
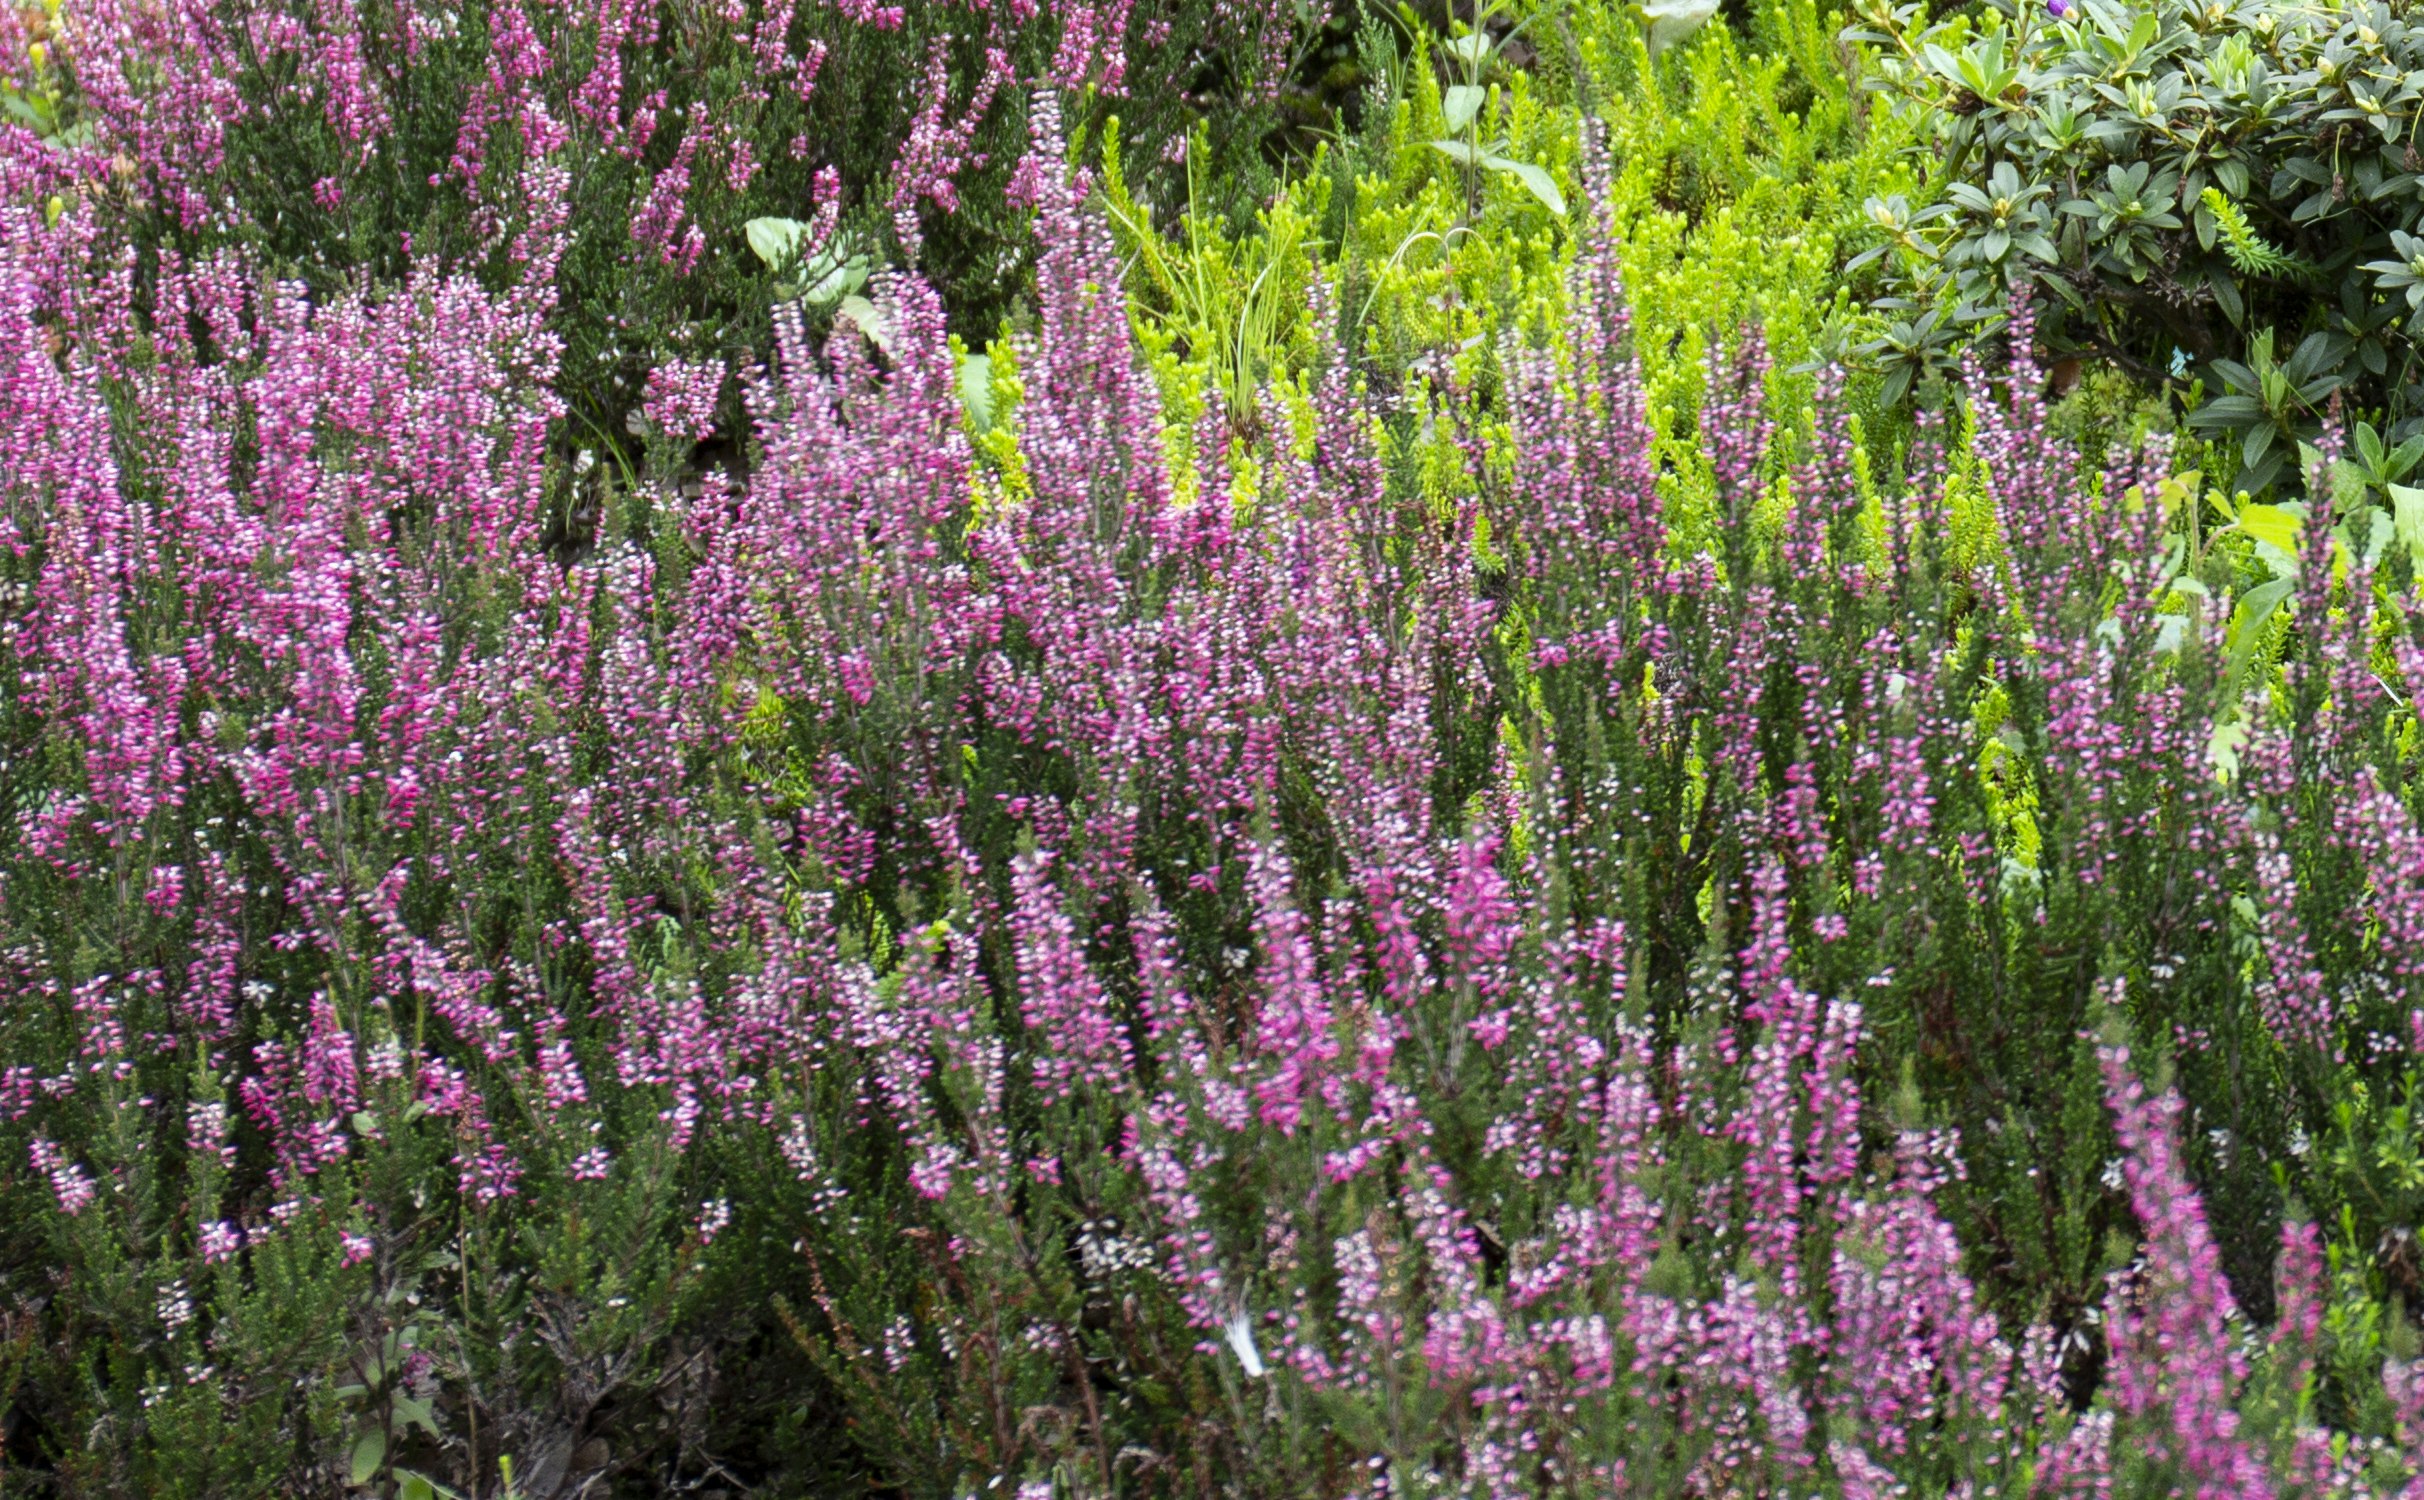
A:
340;1231;374;1267
1828;1129;2010;1456
2386;1356;2424;1493
187;1100;236;1167
889;41;1009;225
30;1138;95;1217
1049;0;1136;92
569;1147;612;1181
2249;841;2338;1057
460;1143;523;1203
73;978;127;1068
1246;839;1338;1133
1445;835;1519;1049
2035;1409;2115;1497
1011;850;1133;1104
642;357;724;444
832;0;904;25
2100;1020;2275;1498
302;993;358;1110
198;1220;241;1264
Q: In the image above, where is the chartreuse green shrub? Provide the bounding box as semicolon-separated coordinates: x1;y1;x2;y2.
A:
1086;0;1919;518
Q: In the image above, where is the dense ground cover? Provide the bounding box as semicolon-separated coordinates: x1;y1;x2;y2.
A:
5;0;2424;1495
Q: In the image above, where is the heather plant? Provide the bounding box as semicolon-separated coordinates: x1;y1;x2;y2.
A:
0;0;1315;501
9;0;2424;1496
0;69;2406;1495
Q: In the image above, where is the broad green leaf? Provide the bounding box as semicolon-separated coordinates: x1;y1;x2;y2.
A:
351;1428;387;1486
1483;156;1567;216
1441;32;1490;66
804;251;869;307
1429;138;1484;168
836;295;894;357
0;90;47;132
744;217;807;271
2152;612;2188;656
1443;84;1486;134
2392;483;2424;569
958;351;995;431
2343;506;2392;571
2230;501;2300;557
2224;574;2295;704
1642;0;1720;52
392;1394;442;1438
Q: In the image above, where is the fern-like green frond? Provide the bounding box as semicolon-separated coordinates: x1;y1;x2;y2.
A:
2201;187;2320;281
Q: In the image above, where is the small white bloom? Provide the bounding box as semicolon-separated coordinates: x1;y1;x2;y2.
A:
156;1280;194;1334
1222;1308;1267;1379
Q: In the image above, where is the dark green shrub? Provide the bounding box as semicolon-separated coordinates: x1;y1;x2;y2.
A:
1846;0;2424;491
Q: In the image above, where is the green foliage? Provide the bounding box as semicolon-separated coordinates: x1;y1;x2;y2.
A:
1095;0;1914;474
1847;0;2424;492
